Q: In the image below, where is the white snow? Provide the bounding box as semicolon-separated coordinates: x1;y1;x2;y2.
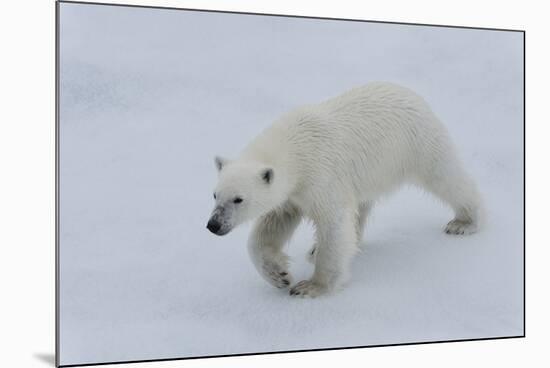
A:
58;3;524;366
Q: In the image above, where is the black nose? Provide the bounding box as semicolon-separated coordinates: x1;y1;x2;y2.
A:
207;219;221;234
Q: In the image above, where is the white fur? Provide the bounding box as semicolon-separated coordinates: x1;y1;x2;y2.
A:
209;82;483;298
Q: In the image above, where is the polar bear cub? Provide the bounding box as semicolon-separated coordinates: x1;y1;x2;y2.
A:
207;82;483;298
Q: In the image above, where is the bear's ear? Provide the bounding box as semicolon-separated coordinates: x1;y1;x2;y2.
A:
214;156;228;172
261;168;274;184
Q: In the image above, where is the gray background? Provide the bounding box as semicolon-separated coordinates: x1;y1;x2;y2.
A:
59;3;523;366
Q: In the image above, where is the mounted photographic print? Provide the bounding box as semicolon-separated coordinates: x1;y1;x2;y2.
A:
56;1;525;366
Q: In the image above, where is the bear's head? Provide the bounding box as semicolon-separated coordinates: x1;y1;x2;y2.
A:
207;155;283;236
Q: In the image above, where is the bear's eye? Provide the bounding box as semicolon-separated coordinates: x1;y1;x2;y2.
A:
233;197;243;204
213;193;217;199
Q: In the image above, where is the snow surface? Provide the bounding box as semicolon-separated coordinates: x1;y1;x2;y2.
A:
58;3;524;366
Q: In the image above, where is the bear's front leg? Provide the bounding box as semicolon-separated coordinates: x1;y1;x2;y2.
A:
248;202;301;289
290;207;358;298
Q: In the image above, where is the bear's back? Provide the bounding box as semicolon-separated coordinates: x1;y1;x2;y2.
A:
244;82;451;199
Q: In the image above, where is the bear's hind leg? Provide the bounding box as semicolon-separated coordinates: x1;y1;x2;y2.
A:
356;201;373;243
420;156;484;235
248;202;301;289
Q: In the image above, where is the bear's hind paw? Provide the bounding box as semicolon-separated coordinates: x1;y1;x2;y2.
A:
444;219;478;235
306;244;317;264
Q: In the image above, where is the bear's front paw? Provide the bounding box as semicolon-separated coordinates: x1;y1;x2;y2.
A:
289;279;327;298
261;260;292;289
